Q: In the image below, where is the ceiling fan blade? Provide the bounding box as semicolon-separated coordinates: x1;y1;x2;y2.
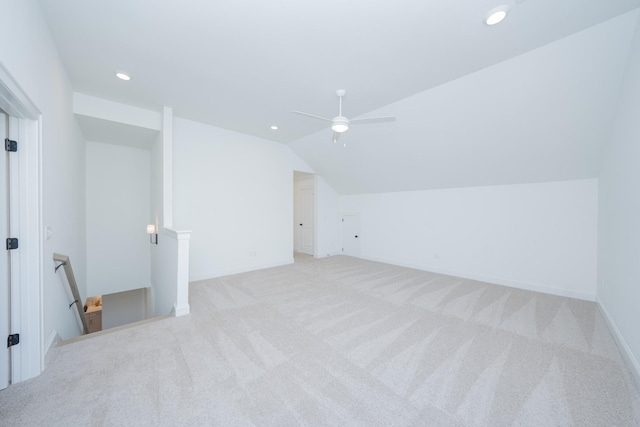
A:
350;116;396;125
292;110;333;122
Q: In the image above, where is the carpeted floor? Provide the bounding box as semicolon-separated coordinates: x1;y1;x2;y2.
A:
1;254;639;426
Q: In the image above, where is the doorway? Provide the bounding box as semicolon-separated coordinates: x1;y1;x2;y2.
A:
293;172;315;256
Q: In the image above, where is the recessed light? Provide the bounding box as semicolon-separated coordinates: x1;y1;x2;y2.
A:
115;72;131;81
485;6;509;25
270;125;279;130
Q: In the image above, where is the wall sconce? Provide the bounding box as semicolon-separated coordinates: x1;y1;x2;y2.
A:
147;224;158;245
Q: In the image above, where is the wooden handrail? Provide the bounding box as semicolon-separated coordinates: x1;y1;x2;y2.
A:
53;253;89;335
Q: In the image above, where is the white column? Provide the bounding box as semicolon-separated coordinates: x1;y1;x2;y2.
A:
173;229;191;317
162;106;173;227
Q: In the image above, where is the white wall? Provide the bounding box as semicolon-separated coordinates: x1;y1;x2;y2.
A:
598;13;640;378
173;117;312;280
0;0;87;349
86;141;151;296
340;179;598;300
102;288;146;330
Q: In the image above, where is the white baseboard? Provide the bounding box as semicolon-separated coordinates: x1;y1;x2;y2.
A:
313;252;341;258
190;258;294;282
44;330;61;367
355;255;596;302
596;296;640;388
173;303;190;317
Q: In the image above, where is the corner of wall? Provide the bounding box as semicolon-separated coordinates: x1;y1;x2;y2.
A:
597;296;640;388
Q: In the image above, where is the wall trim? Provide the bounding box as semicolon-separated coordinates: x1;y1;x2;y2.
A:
355;254;596;302
314;252;341;259
596;296;640;388
162;227;192;239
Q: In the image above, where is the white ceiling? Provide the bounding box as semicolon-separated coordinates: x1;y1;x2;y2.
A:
291;11;640;193
37;0;640;193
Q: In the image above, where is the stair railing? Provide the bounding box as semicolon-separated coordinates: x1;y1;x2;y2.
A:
53;253;89;335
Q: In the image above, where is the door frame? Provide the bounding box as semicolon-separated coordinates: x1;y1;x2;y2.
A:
0;62;44;383
1;110;10;389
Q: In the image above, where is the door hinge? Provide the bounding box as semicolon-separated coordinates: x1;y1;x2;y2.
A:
7;334;19;348
6;238;18;250
4;138;17;152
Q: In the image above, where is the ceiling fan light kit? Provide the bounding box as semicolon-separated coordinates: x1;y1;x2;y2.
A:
292;89;396;146
331;117;350;133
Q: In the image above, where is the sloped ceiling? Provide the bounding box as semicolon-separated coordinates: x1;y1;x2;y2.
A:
37;0;640;194
290;11;640;193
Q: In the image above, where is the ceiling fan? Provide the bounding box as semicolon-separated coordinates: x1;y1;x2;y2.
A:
292;90;396;146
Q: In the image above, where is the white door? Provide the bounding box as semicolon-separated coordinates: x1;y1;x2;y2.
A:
299;188;314;255
1;111;10;389
342;214;360;257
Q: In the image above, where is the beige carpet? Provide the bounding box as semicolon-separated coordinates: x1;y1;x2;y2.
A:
1;254;639;426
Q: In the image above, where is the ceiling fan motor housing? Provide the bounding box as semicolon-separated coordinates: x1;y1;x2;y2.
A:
332;116;350;133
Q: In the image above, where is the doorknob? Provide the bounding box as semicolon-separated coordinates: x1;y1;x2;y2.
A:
355;235;358;238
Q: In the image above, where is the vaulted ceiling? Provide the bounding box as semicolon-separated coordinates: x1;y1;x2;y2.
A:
38;0;640;194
